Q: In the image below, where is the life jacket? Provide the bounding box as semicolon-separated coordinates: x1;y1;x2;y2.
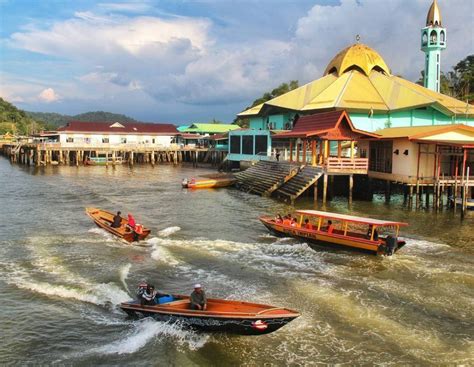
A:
283;219;291;226
135;224;144;234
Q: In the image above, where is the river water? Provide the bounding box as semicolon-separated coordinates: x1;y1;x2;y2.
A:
0;156;472;366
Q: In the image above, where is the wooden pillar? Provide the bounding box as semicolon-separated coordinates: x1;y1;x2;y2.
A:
408;185;414;208
289;140;293;162
313;182;318;203
323;140;329;160
349;174;353;205
337;141;342;158
311;140;316;166
385;181;391;202
302;140;307;164
130;151;134;166
296;142;300;163
350;141;355;159
319;141;323;164
323;173;328;204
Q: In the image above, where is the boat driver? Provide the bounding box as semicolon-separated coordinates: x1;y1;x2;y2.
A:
190;284;207;311
141;284;157;306
111;211;122;228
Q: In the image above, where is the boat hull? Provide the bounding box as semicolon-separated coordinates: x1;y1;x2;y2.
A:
260;217;405;255
182;176;236;189
120;298;299;335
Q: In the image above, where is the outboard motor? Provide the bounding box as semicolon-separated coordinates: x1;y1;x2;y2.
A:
385;235;398;256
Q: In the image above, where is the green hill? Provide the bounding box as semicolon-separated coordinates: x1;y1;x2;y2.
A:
26;110;137;128
0;97;45;135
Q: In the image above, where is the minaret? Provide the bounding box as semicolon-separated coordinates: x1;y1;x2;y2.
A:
421;0;446;92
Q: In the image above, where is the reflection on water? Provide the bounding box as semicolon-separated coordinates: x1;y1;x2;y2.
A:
0;157;473;365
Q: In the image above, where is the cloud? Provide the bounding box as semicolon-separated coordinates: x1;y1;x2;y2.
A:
3;0;473;121
38;88;60;102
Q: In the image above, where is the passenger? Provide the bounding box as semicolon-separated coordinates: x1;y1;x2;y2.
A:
367;225;379;241
190;284;207;311
136;279;148;300
127;214;136;230
111;211;122;228
282;215;292;226
327;220;334;234
291;217;300;228
304;219;313;230
275;214;283;224
141;284;157;306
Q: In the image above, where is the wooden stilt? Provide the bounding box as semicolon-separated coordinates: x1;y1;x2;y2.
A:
323;173;328;204
349;174;353;205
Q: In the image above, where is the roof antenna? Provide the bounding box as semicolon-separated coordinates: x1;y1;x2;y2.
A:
356;34;361;43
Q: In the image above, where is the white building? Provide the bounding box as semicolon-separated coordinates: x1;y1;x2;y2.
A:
57;121;179;148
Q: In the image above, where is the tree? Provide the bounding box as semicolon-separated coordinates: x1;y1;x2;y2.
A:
234;80;299;127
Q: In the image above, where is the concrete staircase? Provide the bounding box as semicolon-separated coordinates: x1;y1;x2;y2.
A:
234;160;300;196
273;166;323;202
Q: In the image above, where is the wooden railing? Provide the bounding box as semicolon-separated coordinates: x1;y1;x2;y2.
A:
325;158;369;173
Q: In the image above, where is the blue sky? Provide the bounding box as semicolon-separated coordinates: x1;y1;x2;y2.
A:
0;0;473;124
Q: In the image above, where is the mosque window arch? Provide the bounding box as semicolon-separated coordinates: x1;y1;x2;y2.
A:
430;30;437;44
422;32;428;46
440;31;445;44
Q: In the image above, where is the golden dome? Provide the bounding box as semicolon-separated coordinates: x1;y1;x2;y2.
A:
324;43;391;77
426;0;442;26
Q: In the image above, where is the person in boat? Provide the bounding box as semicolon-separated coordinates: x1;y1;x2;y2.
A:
291;217;300;228
304;219;313;230
136;279;148;300
127;214;136;230
366;225;379;241
141;284;157;306
275;214;283;224
111;211;122;228
282;215;292;226
326;220;334;234
190;284;207;311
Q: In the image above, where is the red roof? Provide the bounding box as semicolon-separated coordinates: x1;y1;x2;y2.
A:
58;121;179;135
273;110;378;140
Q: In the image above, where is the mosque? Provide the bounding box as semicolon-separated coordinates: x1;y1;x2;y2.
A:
228;0;473;163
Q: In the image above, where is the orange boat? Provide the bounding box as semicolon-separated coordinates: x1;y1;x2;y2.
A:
85;207;151;243
121;295;299;335
182;175;236;189
260;210;408;256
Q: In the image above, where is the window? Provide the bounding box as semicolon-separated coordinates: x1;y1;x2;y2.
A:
242;136;254;155
152;138;155;144
121;137;127;144
66;137;74;143
255;135;268;155
430;30;437;44
422;32;428;46
369;141;393;173
102;138;109;143
230;136;241;154
84;137;91;144
440;31;445;43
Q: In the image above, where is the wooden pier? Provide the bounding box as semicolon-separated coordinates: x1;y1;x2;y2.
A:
1;142;227;167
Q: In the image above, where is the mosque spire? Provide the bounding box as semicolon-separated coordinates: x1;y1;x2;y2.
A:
421;0;446;93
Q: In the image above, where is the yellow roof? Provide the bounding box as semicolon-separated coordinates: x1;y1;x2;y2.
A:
324;43;390;77
238;44;473;118
375;124;474;145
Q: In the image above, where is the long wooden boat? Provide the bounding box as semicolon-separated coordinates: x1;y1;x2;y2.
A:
85;207;151;242
450;197;474;210
85;156;124;166
260;210;408;256
182;175;236;189
120;295;299;335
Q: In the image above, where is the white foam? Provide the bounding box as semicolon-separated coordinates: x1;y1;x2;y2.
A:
120;263;132;294
89;318;209;355
158;226;181;237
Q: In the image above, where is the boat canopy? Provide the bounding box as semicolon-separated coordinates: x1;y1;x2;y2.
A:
295;210;408;227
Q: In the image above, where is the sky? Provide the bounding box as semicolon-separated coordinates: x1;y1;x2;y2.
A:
0;0;473;124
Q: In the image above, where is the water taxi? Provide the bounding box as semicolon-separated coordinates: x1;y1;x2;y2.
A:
121;295;299;335
260;210;408;255
182;174;236;189
85;207;150;242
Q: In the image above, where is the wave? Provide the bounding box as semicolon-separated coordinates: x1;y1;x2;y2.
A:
158;226;181;237
88;318;209;355
119;263;132;295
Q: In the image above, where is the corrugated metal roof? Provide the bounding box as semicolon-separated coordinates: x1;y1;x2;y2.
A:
182;123;240;133
375;124;474;139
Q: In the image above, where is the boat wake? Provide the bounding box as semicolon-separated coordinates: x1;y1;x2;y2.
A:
158;226;181;237
119;263;132;295
86;318;209;355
